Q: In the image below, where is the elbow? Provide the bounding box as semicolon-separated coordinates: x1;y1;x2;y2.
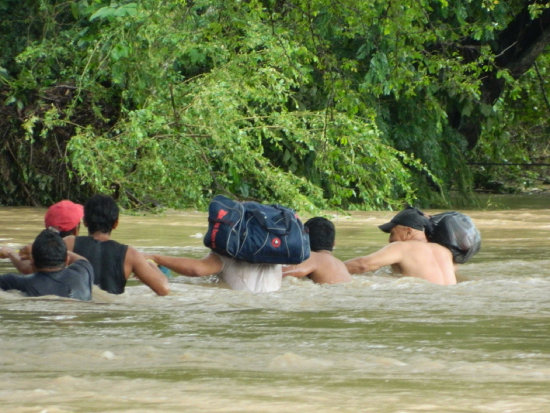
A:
152;275;170;296
185;268;204;277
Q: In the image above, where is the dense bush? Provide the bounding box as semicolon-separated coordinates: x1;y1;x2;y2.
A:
1;0;548;210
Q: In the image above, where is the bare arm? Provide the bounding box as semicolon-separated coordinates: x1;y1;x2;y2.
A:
282;255;316;278
345;243;404;274
66;250;88;265
126;247;170;296
149;252;223;277
0;246;33;274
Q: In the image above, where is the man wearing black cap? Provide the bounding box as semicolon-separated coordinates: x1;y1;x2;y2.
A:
344;207;456;285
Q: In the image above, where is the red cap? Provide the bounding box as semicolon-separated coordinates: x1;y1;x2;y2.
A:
44;200;84;232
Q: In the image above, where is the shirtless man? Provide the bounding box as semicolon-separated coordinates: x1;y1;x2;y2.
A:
283;217;351;284
344;207;456;285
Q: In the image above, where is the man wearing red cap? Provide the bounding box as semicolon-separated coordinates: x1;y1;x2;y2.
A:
4;196;169;296
344;207;456;285
2;200;85;274
44;200;84;237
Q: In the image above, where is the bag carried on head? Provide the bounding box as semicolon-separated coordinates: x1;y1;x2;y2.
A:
426;211;481;264
203;195;310;264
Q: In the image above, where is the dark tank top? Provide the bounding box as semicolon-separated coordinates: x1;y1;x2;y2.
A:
74;236;128;294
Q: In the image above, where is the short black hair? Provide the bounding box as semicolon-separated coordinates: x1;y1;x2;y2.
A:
305;217;335;252
32;228;67;269
84;194;119;234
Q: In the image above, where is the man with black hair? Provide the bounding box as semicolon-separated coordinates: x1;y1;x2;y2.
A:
282;217;351;284
63;194;170;296
344;207;456;285
2;200;84;274
0;229;93;300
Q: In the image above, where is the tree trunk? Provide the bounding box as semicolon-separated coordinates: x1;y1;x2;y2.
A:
454;2;550;149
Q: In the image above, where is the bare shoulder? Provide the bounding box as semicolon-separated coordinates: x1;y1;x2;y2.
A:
125;245;140;258
428;242;454;258
125;245;149;267
315;251;341;265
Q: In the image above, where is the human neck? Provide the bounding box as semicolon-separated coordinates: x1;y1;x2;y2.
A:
89;231;112;241
409;230;427;242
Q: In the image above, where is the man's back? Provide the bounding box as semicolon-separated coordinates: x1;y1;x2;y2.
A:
0;260;94;300
306;251;352;284
346;208;458;285
388;241;456;285
73;236;128;294
282;250;352;284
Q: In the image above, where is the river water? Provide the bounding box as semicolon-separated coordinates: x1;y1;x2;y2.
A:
1;199;549;412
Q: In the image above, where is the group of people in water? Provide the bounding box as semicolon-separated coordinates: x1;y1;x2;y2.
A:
0;194;460;301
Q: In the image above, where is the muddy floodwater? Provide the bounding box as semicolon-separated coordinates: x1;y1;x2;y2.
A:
1;196;549;412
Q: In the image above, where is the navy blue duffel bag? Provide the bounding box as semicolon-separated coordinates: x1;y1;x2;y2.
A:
203;195;310;264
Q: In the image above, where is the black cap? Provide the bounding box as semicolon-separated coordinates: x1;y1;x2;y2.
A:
378;207;430;233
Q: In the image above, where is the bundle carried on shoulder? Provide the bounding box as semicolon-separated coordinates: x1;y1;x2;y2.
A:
426;211;481;264
203;195;310;264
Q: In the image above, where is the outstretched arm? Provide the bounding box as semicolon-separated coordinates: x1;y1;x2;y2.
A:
126;247;170;296
282;256;316;279
0;246;33;274
149;252;223;278
345;243;404;274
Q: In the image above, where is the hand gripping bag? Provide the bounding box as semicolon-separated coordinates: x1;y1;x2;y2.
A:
426;211;481;264
203;195;310;264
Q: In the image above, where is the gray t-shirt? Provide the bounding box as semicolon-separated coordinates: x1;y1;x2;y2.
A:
0;260;94;301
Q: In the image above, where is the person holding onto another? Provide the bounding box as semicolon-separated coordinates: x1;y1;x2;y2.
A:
63;194;170;296
3;199;85;274
0;228;93;300
147;250;283;293
283;217;351;284
344;207;456;285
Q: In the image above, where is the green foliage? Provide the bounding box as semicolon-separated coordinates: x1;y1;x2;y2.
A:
472;53;550;192
0;0;548;210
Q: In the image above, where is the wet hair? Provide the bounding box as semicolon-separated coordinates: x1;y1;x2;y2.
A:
305;217;335;252
84;194;119;234
32;228;67;269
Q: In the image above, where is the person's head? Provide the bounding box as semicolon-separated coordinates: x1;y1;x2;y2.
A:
84;194;119;234
32;228;68;270
44;200;84;237
305;217;335;252
378;207;431;242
